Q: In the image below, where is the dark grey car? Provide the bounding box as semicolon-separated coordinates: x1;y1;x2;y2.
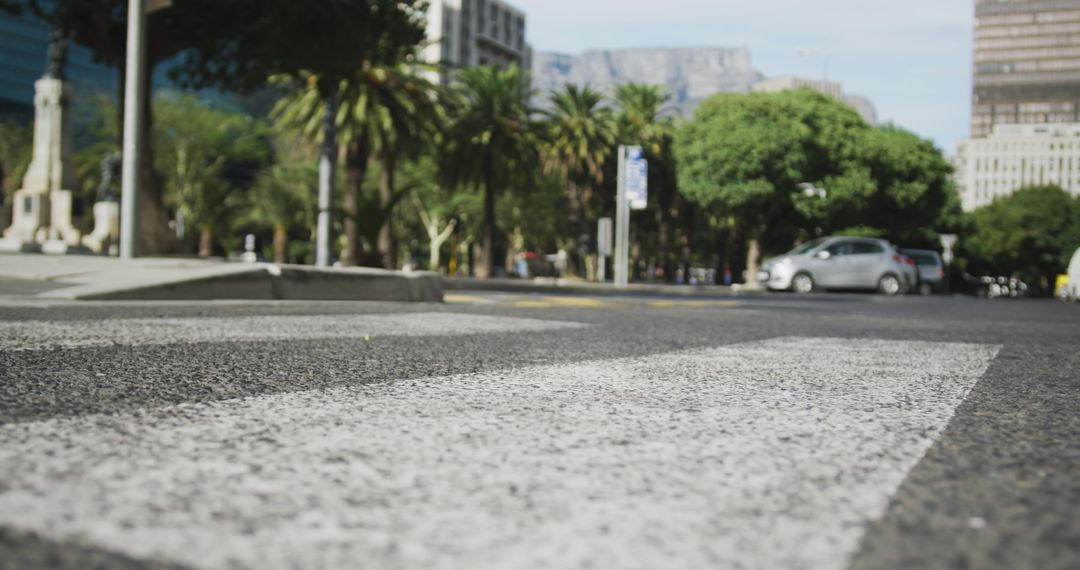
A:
900;248;945;294
759;236;912;294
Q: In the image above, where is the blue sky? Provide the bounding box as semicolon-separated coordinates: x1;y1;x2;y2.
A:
513;0;974;155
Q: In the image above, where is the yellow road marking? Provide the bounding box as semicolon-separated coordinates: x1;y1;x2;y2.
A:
444;294;484;303
648;300;741;308
447;292;741;309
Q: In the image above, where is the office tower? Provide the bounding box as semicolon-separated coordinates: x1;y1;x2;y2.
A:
971;0;1080;137
421;0;532;85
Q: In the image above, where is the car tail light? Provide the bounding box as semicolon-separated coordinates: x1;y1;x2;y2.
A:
892;255;914;265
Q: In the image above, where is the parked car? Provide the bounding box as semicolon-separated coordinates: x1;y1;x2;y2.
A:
900;248;945;294
892;247;920;293
758;236;914;295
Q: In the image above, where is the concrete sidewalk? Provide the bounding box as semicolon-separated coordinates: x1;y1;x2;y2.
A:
0;254;443;302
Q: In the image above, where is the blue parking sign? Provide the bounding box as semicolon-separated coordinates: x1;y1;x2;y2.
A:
625;146;647;210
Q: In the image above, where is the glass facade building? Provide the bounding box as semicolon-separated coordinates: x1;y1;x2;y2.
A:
972;0;1080;137
0;11;118;119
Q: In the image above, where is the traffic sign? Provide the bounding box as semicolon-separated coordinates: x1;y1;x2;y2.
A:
625;146;648;210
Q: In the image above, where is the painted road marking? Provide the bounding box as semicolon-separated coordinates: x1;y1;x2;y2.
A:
0;337;998;569
0;312;588;351
445;292;744;310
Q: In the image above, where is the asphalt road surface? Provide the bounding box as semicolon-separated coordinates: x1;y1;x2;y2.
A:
1;291;1077;570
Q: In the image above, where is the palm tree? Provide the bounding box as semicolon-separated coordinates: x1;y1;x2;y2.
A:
154;94;269;258
245;162;317;263
614;83;671;155
614;83;679;279
442;66;536;279
272;64;442;268
541;84;616;277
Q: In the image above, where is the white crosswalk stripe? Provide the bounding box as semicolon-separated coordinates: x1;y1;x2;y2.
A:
0;333;999;570
0;312;588;351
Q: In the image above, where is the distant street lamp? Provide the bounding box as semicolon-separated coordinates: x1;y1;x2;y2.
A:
799;182;827;199
798;183;827;237
940;233;958;293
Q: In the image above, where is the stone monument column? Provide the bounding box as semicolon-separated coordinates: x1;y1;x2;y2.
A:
1;30;83;252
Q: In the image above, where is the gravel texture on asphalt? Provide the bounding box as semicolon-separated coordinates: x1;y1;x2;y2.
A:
0;337;997;570
1;294;1078;570
0;312;588;351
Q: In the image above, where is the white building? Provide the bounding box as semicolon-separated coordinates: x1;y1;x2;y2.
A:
954;123;1080;211
753;76;843;99
752;75;877;125
421;0;531;84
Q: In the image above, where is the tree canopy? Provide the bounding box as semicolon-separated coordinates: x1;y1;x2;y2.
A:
965;185;1080;291
674;89;869;282
442;65;537;278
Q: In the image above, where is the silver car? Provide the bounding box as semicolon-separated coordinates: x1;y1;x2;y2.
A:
758;236;913;294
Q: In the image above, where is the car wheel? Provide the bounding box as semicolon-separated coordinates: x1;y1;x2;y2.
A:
878;274;902;296
919;282;933;296
791;272;815;294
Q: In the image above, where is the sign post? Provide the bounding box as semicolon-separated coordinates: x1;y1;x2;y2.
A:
597;217;612;282
940;233;958;293
614;145;647;287
119;0;147;259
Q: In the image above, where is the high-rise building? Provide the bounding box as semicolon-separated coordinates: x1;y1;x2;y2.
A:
421;0;531;85
971;0;1080;137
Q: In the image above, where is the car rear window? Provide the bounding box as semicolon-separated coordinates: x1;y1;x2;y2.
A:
910;254;939;266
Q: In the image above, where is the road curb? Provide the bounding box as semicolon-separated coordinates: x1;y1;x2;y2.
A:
39;263;444;302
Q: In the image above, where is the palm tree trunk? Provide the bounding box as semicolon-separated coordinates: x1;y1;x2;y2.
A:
477;162;496;279
341;138;369;267
134;66;176;255
378;151;397;269
273;224;288;263
564;180;582;278
198;226;213;258
679;199;696;278
657;205;671;282
745;223;767;286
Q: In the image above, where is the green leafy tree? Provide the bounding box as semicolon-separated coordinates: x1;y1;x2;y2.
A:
0;120;32;213
154;94;270;257
675;89;867;284
397;154;469;272
442;66;537;278
9;0;426;257
965;185;1080;294
181;0;427;266
242;161;317;263
541;84;616;277
821;125;955;247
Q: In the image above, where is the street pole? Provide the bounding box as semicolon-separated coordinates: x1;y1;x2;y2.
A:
315;93;338;267
614;146;629;287
597;217;612;282
119;0;146;259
